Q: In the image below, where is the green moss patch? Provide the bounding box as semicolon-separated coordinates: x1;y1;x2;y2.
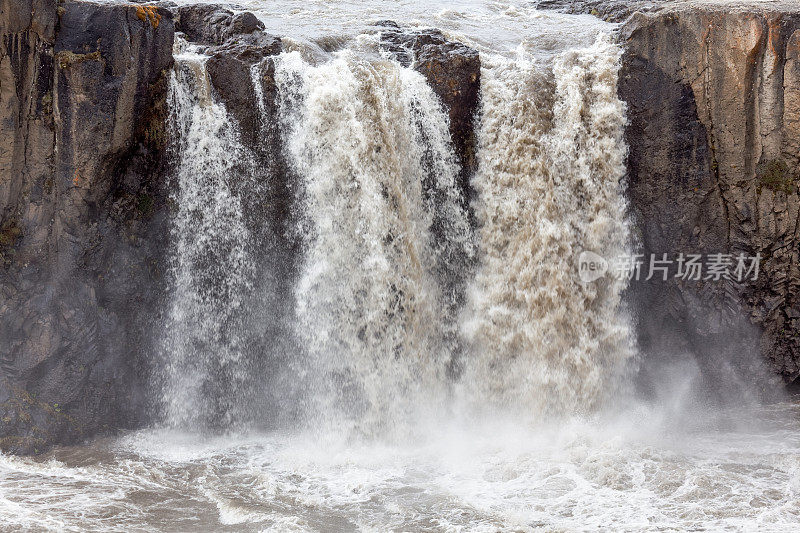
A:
137;193;155;218
757;159;795;195
0;220;21;248
56;50;102;70
0;381;83;454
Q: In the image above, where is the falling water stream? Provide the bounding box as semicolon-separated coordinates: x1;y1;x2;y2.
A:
459;36;633;419
274;45;475;437
2;1;800;531
161;51;258;430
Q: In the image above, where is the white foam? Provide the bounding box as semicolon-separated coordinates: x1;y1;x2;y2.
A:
459;35;634;419
274;48;472;436
4;403;800;531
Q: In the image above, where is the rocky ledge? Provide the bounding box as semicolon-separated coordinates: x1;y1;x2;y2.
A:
536;0;667;22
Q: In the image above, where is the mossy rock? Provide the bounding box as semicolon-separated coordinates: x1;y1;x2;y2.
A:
757;159;795;195
0;381;84;454
136;6;162;28
40;91;53;115
0;220;22;248
137;193;155;218
56;50;102;70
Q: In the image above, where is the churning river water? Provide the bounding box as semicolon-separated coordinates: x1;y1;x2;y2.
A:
2;1;799;531
2;403;800;531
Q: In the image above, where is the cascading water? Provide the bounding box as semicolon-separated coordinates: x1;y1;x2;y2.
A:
159;34;633;434
268;35;634;432
274;47;475;436
160;47;258;430
459;36;634;418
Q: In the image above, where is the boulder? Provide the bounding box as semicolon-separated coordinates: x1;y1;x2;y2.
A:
175;4;264;45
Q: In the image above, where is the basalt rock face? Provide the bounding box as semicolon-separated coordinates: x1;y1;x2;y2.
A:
379;22;481;193
619;6;800;392
0;0;174;454
175;3;286;229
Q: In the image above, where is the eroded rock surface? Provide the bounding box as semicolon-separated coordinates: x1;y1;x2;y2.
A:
619;5;800;390
174;4;264;45
0;0;174;453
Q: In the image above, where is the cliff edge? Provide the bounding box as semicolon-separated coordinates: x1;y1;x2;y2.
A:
0;0;174;453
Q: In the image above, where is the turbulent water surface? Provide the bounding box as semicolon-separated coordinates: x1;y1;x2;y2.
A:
2;0;800;531
2;404;800;531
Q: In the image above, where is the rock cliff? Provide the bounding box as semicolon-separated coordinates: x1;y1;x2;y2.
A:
3;0;800;454
0;0;174;453
618;2;800;393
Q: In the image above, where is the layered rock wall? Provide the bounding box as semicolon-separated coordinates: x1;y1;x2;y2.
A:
619;5;800;389
0;0;174;453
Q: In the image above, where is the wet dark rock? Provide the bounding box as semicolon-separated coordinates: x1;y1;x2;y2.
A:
205;31;282;148
619;5;800;391
182;13;290;255
174;4;265;45
535;0;666;22
174;3;281;151
0;0;174;454
379;24;481;187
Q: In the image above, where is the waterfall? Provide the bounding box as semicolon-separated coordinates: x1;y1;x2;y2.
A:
160;50;258;429
274;49;474;436
459;36;634;418
8;5;798;531
159;33;632;435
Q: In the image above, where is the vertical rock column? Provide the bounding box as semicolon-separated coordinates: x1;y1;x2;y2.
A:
619;7;800;389
0;1;174;454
